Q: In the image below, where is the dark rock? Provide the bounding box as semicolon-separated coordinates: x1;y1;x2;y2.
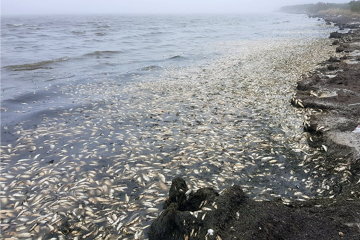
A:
336;46;344;52
185;187;219;211
149;178;247;240
328;56;340;63
332;39;340;45
329;32;344;39
327;64;338;71
296;75;320;91
163;177;189;210
344;23;360;29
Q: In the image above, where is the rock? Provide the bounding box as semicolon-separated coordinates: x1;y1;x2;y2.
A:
336;46;344;52
184;187;219;211
332;40;340;45
163;177;188;210
148;178;247;240
296;75;320;91
344;23;360;29
329;32;344;39
327;64;338;71
328;56;340;63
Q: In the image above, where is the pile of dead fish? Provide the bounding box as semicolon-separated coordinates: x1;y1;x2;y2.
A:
1;38;340;239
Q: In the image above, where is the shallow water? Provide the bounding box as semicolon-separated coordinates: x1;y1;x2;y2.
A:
1;13;339;239
1;13;334;103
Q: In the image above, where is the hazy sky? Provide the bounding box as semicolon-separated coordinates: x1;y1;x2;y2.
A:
1;0;352;15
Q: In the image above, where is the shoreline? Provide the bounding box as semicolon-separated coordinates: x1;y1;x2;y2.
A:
293;12;360;198
149;14;360;240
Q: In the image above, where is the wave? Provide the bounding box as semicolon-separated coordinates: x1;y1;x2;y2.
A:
122;30;172;39
6;23;24;28
71;31;86;35
273;20;290;25
45;74;75;82
29;27;44;30
168;55;185;60
7;23;44;30
96;24;110;28
84;51;123;57
138;65;163;71
4;57;70;71
150;31;168;35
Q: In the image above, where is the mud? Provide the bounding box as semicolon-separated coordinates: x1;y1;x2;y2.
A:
293;19;360;198
149;178;360;240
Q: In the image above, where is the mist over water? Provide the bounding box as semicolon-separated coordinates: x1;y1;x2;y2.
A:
1;0;352;15
0;13;340;239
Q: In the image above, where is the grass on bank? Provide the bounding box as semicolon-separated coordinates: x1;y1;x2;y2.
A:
318;8;360;19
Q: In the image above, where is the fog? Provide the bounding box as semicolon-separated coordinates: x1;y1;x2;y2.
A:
1;0;352;15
